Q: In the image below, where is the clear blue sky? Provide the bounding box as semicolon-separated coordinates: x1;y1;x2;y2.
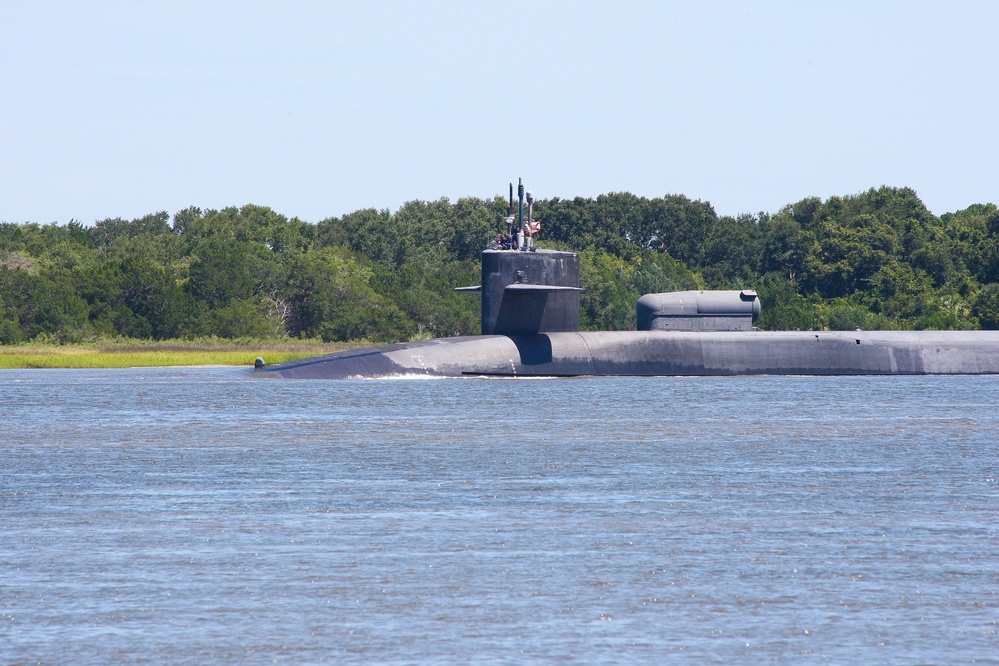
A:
2;0;996;225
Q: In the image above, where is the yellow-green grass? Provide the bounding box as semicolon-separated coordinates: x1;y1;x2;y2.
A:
0;340;356;369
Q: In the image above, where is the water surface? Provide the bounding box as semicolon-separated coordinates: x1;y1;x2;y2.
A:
2;369;998;663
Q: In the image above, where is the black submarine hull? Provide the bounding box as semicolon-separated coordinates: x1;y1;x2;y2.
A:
256;330;999;378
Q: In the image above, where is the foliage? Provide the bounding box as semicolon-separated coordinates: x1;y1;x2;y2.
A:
972;283;999;329
1;187;997;345
578;249;702;330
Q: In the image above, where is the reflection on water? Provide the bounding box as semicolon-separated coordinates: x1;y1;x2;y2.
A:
2;369;998;663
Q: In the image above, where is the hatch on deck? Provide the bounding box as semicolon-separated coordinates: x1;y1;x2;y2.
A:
637;290;760;331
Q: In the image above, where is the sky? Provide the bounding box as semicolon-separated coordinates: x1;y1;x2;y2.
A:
2;0;997;226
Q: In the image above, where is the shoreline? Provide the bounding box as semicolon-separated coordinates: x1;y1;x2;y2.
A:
0;341;358;369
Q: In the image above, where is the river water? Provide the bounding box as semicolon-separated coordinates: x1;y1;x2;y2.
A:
2;368;998;664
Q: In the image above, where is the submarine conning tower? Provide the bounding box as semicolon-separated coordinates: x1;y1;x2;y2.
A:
455;178;582;335
480;249;581;335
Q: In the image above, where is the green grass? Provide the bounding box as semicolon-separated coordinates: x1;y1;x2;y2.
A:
0;339;356;369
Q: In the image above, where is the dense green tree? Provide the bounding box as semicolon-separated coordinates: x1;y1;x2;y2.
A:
627;250;703;296
370;261;479;337
1;186;998;345
757;214;813;282
942;204;999;283
315;208;408;267
755;276;817;331
186;239;254;309
0;267;90;341
116;257;195;339
73;259;130;337
91;212;170;250
0;222;27;253
973;283;999;329
285;247;412;342
535;192;720;265
699;214;762;287
576;249;703;331
209;297;282;339
0;293;23;344
449;197;505;261
579;250;636;330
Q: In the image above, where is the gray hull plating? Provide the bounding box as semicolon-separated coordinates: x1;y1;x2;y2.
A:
257;330;999;378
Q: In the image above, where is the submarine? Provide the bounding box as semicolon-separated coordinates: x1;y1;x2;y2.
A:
257;180;999;379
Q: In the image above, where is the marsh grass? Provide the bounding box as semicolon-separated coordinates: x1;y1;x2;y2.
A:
0;338;359;369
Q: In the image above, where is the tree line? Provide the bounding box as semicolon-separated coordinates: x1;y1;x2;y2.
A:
1;186;998;346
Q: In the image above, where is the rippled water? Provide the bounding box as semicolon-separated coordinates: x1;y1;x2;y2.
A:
2;369;998;663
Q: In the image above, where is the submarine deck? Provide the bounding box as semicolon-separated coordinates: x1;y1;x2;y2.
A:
255;330;999;379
